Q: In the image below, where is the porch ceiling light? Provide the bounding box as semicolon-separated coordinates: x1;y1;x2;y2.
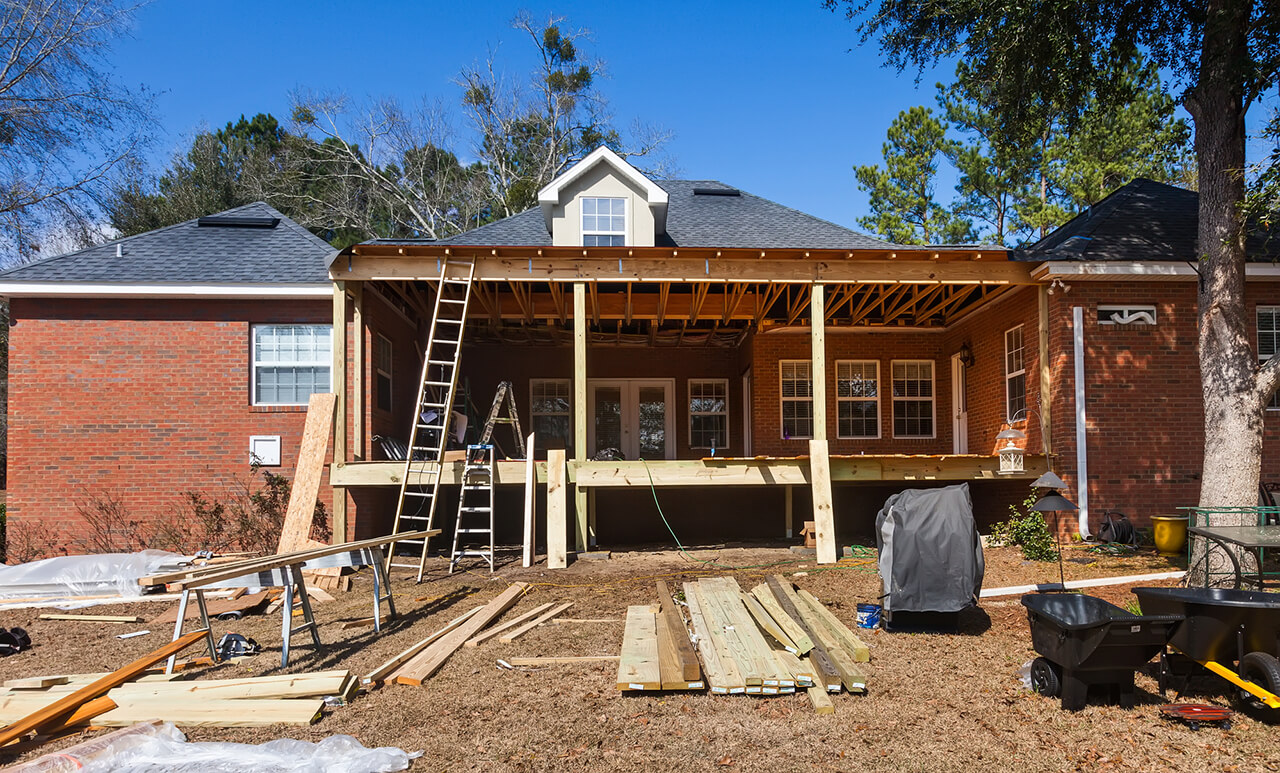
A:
958;342;975;368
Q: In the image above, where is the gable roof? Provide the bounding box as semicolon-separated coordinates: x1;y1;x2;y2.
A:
0;202;336;286
1016;178;1280;262
538;146;669;233
383;180;898;251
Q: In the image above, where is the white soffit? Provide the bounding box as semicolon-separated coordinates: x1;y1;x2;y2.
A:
537;145;669;234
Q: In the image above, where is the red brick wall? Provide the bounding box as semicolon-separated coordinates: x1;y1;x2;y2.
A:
7;297;337;552
1044;280;1280;532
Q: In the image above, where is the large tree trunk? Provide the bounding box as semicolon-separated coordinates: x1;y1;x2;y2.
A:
1187;0;1262;586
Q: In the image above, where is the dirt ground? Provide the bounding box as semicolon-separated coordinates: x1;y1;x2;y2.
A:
2;543;1278;772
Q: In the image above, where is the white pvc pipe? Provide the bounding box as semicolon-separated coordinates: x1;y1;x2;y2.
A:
980;570;1186;599
1073;306;1091;538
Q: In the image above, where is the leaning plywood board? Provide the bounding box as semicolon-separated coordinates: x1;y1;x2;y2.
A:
95;697;324;727
683;585;741;695
656;581;701;683
749;583;814;655
276;392;337;555
795;588;871;662
393;583;528;685
365;606;482;683
616;606;661;691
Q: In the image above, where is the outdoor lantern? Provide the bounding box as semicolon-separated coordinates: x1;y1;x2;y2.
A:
958;342;975;368
996;425;1027;475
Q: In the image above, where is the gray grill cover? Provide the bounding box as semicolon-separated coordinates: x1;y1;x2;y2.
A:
875;483;984;614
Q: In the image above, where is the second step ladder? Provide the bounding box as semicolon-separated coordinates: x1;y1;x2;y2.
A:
449;444;495;573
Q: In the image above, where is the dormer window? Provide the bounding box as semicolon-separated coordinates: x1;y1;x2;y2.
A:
582;197;626;246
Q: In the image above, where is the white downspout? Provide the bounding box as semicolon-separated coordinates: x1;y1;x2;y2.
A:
1073;306;1091;537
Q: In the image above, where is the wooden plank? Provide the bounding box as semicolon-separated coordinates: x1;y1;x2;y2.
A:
655;611;683;689
0;630;206;746
364;606;482;683
108;673;349;701
810;283;827;441
392;583;529;685
523;432;536;567
655;581;701;683
690;581;760;688
774;650;816;687
499;602;573;643
616;606;660;691
332;281;348;544
2;676;71;690
795;589;872;662
682;584;738;695
765;576;841;691
508;656;619;665
738;591;798;654
464;603;554;648
701;578;784;691
546;450;568;569
808;685;835;715
95;697;324;727
277;392;337;554
37;614;143;623
151;591;270;624
808;439;838;565
772;579;867;692
573;282;588;552
749;584;814;655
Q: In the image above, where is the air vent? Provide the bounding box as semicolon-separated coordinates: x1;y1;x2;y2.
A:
692;187;740;197
197;215;280;228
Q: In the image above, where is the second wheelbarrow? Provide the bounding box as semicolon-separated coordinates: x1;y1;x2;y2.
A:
1022;593;1183;711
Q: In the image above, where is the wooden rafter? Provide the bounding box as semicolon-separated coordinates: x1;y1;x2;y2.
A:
785;285;812;326
755;284;787;325
624;284;633;326
706;319;720;346
723;283;749;323
508;281;535;324
844;286;881;326
549;282;567;325
689;283;711;323
884;283;946;325
589;283;600;326
824;285;856;322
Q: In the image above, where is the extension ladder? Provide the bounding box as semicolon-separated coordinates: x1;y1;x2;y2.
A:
448;444;495;574
477;381;526;459
385;258;475;582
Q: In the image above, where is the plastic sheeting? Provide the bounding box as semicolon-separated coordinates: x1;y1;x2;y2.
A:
0;550;183;599
80;723;418;773
875;483;984;615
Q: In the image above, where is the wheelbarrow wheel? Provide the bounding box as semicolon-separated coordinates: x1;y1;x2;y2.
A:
1031;657;1062;698
1234;651;1280;722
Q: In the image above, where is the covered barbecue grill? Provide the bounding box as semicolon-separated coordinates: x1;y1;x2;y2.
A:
875;483;985;630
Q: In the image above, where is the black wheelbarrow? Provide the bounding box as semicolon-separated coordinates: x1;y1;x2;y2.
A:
1022;593;1183;711
1133;586;1280;718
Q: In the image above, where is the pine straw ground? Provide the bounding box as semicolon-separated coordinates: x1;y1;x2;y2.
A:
2;543;1277;772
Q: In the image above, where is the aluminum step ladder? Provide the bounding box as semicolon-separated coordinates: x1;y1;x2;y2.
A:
448;444;495;574
385;257;475;582
477;380;525;459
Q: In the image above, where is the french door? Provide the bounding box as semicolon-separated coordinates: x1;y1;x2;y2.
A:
951;354;969;454
589;379;675;460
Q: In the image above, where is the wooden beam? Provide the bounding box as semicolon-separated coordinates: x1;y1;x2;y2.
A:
463;602;554;648
616;606;661;690
809;439;837;565
350;282;364;466
393;583;529;685
523;432;536;567
810;284;827;441
656;581;701;682
363;606;482;683
94;697;324;728
331;282;348;544
573;283;588;552
547;449;568;569
785;485;794;538
764;577;840;691
507;656;619;665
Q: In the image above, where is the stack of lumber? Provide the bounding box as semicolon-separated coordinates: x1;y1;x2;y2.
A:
622;575;868;714
366;582;574;687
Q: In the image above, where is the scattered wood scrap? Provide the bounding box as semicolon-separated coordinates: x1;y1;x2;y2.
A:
152;590;272;624
391;583;529;686
508;656;619;666
364;607;483;684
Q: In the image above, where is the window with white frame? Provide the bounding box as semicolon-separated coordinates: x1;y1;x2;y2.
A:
252;324;332;406
779;360;814;440
581;197;626;246
689;379;729;450
1259;308;1280;410
1005;325;1027;421
891;360;934;438
375;334;393;411
836;360;879;439
531;379;573;448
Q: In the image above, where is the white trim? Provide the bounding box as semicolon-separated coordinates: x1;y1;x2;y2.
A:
587;379;676;459
251;323;334;407
778;359;814;440
580;195;628;247
1073;306;1091;538
890;359;936;439
834;359;880;440
1034;261;1280;281
537;146;668;234
687;378;730;450
1004;324;1026;422
1257;306;1280;411
0;282;331;299
951;354;968;454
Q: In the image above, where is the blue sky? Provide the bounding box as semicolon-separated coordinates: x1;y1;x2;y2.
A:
110;0;1272;233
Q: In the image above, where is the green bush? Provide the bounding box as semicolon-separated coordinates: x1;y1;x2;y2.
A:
989;495;1060;562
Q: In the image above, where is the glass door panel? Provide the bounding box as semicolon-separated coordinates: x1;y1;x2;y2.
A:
637;386;667;460
593;385;623;455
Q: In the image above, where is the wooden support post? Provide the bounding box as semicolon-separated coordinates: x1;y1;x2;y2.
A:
588;488;597;548
331;281;348;543
809;438;837;565
523;432;536;567
810;283;827;442
547;449;568;569
785;485;794;539
1038;284;1052;456
573;282;588;551
351;282;364;463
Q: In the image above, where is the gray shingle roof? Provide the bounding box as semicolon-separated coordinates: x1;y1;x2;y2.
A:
1015;178;1280;262
0;202;335;284
373;180;900;251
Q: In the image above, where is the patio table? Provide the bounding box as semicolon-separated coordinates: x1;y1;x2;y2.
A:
1187;525;1280;590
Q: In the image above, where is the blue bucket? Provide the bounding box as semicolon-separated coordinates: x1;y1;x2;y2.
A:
856;602;882;629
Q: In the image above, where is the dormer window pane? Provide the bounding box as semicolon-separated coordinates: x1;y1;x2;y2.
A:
582;196;626;247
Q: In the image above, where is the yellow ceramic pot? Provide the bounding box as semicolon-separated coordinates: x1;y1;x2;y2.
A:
1151;515;1188;557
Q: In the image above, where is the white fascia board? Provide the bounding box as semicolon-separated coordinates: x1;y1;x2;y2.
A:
537;145;669;233
1033;261;1280;280
0;282;334;299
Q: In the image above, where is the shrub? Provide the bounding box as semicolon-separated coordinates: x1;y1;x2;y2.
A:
989;495;1060;562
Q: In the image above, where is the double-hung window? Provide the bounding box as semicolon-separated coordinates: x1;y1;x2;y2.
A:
530;379;573;448
779;360;814;440
836;360;879;439
891;360;934;438
689;379;729;450
252;324;332;406
1259;308;1280;410
1005;325;1027;421
582;197;626;246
